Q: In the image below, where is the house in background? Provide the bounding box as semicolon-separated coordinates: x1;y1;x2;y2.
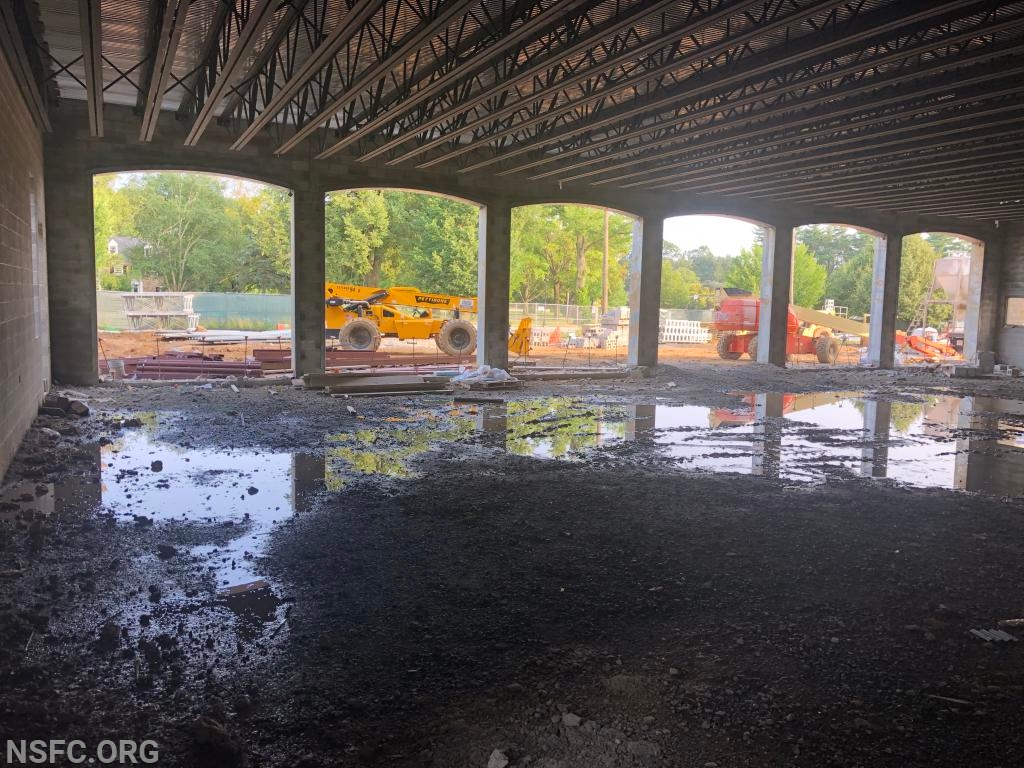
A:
101;237;163;291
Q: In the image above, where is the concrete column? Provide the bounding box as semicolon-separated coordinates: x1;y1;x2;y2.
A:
628;214;663;367
963;239;997;368
478;200;512;369
291;186;325;378
756;224;794;366
45;159;97;385
866;232;902;368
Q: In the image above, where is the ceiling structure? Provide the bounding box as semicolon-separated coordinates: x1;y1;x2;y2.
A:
10;0;1024;222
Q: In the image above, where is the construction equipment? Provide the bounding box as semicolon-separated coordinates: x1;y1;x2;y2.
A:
711;296;869;364
508;317;533;357
325;283;478;355
896;330;961;362
325;283;533;358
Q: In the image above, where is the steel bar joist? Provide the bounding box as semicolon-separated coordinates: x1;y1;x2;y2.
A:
180;0;279;145
463;0;1022;181
138;0;189;142
347;0;689;164
17;0;1024;224
511;0;1024;181
314;0;601;160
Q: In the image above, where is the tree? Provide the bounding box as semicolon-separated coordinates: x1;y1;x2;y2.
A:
897;234;946;327
825;249;873;317
324;190;389;284
797;224;874;275
724;243;827;307
724;247;761;295
380;192;479;295
228;186;291;293
122;173;239;291
660;259;702;309
924;232;972;258
93;176;137;290
509;204;632;306
792;244;827;308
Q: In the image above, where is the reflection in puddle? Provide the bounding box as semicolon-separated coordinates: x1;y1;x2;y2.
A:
3;392;1022;655
311;393;1024;496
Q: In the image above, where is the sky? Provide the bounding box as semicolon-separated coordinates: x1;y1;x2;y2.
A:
663;215;758;258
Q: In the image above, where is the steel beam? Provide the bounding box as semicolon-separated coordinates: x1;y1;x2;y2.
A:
696;140;1024;196
175;0;232;120
572;60;1024;187
185;0;279;146
753;157;1024;204
655;115;1024;191
515;5;1024;181
415;0;820;170
139;0;189;142
316;0;597;159
355;0;686;163
466;0;990;177
275;0;471;155
78;0;103;136
818;178;1024;208
614;94;1024;191
231;0;379;151
218;0;309;120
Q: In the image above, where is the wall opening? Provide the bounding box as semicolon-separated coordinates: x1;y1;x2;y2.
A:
508;203;636;366
92;171;294;377
322;188;480;362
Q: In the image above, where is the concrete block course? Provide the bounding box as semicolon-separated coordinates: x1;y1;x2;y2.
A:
0;45;48;477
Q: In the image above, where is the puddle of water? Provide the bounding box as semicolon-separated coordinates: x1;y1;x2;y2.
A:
317;392;1024;496
3;391;1021;645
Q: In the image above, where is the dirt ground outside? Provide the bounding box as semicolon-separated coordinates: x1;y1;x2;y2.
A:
3;362;1022;767
97;331;864;372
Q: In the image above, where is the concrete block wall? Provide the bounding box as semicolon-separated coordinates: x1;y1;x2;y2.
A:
996;223;1024;367
0;47;48;477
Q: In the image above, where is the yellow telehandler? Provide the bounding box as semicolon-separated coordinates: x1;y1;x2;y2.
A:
324;283;533;358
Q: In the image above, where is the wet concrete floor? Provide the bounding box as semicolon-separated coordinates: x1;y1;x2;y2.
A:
3;378;1024;766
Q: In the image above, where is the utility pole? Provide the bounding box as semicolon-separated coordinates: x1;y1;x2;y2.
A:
602;208;610;314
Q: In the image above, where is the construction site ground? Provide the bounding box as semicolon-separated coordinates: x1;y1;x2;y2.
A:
3;361;1023;767
97;330;864;371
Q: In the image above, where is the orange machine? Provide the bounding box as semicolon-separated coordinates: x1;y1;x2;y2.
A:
711;296;842;364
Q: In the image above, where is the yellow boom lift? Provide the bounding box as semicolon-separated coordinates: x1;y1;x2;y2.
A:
325;283;533;357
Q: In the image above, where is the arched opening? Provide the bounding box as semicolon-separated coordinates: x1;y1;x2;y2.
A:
321;187;481;364
507;202;638;367
901;232;984;362
93;170;294;379
660;213;780;364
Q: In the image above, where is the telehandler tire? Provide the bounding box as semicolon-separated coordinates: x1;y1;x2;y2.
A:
437;318;477;356
747;334;758;359
814;332;841;364
338;318;382;352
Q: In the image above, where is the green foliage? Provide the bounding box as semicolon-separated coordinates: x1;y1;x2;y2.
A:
792;243;827;308
724;243;827;308
924;232;972;258
725;247;762;295
94;173;293;293
660;244;708;309
797;224;874;275
324;190;389;284
509;204;632;305
898;234;947;327
825;249;873;317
